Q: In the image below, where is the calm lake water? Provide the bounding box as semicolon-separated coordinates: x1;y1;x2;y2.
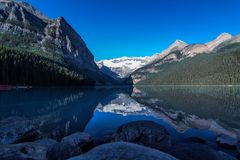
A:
0;86;240;143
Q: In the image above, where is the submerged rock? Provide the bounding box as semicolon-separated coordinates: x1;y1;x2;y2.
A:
13;130;42;144
68;142;178;160
0;117;39;145
237;154;240;159
237;143;240;153
168;143;237;160
0;139;57;160
217;151;238;160
188;137;207;144
46;132;93;160
216;135;239;150
113;121;171;151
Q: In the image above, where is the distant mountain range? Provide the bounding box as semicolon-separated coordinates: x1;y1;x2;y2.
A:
97;57;151;80
131;33;240;85
99;32;240;85
0;0;239;86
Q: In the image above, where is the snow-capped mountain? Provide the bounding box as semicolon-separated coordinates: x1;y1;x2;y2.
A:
96;93;149;116
98;56;151;79
98;32;238;82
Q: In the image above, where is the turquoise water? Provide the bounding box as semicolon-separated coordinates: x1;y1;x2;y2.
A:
0;86;240;142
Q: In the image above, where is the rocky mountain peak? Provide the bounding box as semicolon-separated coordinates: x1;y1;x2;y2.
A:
216;32;232;40
171;40;188;48
0;0;50;22
0;0;99;71
56;16;66;23
151;40;188;62
207;32;233;51
46;16;97;69
164;40;188;54
228;34;240;44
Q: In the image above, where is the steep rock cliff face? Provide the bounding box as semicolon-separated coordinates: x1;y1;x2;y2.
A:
44;17;98;70
0;0;116;85
0;0;96;69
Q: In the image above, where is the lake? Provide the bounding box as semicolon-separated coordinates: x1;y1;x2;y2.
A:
0;86;240;144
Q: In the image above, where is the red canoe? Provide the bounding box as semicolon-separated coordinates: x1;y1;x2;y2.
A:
0;85;15;91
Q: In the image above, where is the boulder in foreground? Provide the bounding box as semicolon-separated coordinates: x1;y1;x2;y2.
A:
216;135;239;150
46;132;93;160
168;143;237;160
113;121;171;151
68;142;177;160
0;117;39;145
0;139;57;160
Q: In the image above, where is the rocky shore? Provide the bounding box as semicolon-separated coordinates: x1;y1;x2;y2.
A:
0;118;239;160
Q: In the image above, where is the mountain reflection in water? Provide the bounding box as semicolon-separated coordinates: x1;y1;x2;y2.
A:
131;86;240;139
0;86;240;142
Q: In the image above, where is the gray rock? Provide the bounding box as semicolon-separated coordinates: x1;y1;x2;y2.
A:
113;121;171;151
35;138;57;145
61;132;93;152
168;143;237;160
216;135;239;150
62;132;91;144
13;130;42;144
0;139;57;160
46;132;93;160
68;142;178;160
0;117;38;145
46;142;81;160
93;134;113;146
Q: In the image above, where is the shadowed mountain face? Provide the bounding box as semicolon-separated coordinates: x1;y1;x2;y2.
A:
0;0;95;68
0;0;120;86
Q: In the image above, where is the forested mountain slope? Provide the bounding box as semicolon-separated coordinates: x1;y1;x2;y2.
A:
132;43;240;85
0;0;117;86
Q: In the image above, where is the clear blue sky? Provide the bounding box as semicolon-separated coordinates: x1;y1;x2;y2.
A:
25;0;240;60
